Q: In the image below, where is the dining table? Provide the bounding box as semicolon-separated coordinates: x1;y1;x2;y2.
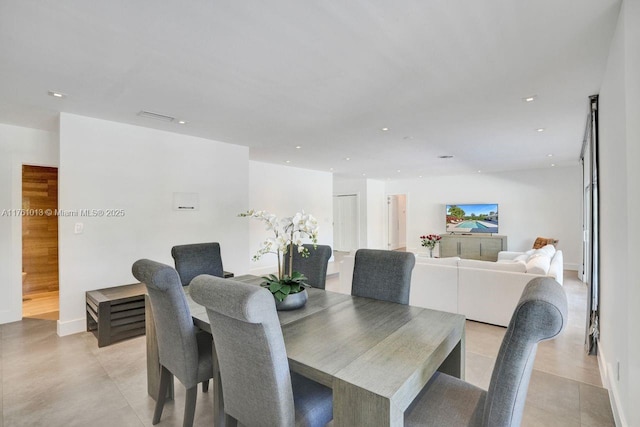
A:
145;275;466;427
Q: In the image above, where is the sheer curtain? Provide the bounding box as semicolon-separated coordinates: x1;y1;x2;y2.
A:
581;95;599;355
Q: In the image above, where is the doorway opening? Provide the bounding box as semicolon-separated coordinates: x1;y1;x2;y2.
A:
22;165;59;320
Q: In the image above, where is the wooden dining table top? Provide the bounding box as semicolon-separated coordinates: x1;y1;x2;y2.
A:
184;274;466;427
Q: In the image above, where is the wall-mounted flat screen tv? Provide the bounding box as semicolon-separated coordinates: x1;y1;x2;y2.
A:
446;203;499;234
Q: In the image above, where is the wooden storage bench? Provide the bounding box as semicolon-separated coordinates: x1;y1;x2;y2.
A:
86;283;147;347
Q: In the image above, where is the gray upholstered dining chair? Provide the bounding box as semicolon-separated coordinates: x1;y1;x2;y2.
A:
287;244;332;289
131;259;213;427
190;275;333;427
171;242;224;285
404;277;568;427
351;249;416;304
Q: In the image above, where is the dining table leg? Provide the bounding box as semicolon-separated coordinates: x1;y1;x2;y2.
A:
333;379;404;427
437;332;465;380
332;334;465;427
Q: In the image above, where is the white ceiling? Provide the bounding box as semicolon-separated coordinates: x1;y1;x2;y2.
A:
0;0;621;179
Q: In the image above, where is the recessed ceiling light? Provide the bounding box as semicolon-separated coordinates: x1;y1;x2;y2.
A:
381;127;389;131
551;163;556;167
547;154;553;157
438;155;454;159
295;145;302;149
48;90;66;99
329;168;334;171
523;95;537;102
177;120;187;125
418;175;423;178
396;170;401;173
536;128;545;132
344;157;350;161
362;173;366;176
477;170;482;173
285;160;291;164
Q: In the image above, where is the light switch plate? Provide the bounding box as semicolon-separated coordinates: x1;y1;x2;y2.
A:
74;222;84;234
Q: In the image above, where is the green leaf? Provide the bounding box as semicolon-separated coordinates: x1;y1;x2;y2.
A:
280;284;291;295
269;282;283;293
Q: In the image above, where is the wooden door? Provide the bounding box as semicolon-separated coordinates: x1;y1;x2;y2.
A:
22;165;59;297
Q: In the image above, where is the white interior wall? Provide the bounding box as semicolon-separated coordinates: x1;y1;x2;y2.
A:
385;166;582;269
0;124;59;324
598;1;640;425
247;161;334;275
366;179;386;249
625;2;640;423
58;113;250;335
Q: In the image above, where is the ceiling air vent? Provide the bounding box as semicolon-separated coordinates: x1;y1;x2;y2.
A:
137;110;175;122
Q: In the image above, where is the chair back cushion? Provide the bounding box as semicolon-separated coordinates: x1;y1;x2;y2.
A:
190;275;295;426
351;249;416;304
131;259;200;388
287;244;332;289
171;242;224;285
482;277;567;427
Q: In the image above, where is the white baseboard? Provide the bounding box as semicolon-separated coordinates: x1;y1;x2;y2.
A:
564;262;580;271
598;341;628;427
0;309;21;325
57;317;85;337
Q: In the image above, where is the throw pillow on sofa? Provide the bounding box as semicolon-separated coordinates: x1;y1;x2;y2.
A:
533;237;559;249
536;244;556;257
525;254;551;275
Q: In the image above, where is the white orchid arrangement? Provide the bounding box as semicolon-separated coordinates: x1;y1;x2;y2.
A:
239;209;319;301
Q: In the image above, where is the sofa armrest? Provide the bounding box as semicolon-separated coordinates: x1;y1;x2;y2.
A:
548;250;564;285
458;268;546;326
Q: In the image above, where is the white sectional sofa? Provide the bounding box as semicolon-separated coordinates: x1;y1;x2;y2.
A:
339;245;563;327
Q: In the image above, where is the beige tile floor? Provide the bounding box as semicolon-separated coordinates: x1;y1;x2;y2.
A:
0;270;614;426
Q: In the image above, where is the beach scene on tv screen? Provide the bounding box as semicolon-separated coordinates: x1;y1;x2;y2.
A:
446;204;498;234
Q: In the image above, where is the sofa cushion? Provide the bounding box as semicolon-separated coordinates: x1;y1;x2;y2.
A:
525;254;551;275
459;259;527;273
